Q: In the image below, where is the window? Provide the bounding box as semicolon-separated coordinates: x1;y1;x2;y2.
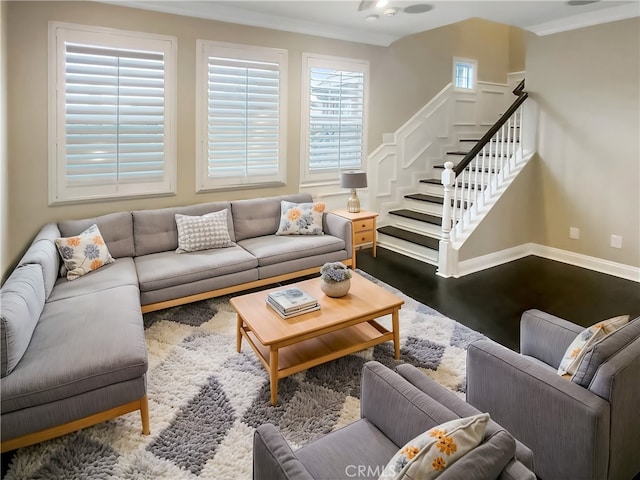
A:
196;41;287;191
301;54;369;184
453;57;477;91
49;22;177;204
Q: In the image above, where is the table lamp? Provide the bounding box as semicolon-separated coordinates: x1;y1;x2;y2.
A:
340;171;367;213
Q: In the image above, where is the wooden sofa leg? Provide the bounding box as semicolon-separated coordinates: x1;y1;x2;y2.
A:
140;395;150;435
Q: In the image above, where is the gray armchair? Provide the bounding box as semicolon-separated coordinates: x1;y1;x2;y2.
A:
467;309;640;480
253;361;535;480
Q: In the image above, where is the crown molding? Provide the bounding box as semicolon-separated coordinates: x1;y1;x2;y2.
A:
526;2;640;36
98;1;398;46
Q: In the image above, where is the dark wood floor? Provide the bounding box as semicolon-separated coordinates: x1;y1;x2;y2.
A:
356;247;640;351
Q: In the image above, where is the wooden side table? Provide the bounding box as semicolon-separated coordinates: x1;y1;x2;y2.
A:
330;209;378;269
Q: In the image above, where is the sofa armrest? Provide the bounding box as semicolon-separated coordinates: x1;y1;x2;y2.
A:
498;459;536;480
396;363;534;471
467;340;610;480
520;309;583;368
253;424;315;480
323;213;352;259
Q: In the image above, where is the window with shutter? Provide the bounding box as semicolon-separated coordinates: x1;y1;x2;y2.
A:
301;54;369;184
196;41;287;191
453;57;477;91
49;23;177;204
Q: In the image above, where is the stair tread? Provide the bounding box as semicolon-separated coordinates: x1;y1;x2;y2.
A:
389;209;441;225
434;164;498;173
405;193;444;204
405;193;470;209
378;226;440;250
419;179;479;189
446;151;470;155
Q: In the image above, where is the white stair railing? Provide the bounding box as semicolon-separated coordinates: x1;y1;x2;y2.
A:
439;81;528;275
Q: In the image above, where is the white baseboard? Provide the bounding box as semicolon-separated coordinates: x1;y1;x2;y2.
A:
457;243;640;282
456;244;532;277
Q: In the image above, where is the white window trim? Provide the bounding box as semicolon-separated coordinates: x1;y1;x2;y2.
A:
48;22;177;205
453;57;477;93
195;40;288;192
300;53;369;186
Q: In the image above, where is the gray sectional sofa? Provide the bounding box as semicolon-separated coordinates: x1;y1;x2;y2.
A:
1;193;352;451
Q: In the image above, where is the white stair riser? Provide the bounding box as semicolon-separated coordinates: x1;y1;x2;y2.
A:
387;216;443;237
404;198;444;216
377;233;439;266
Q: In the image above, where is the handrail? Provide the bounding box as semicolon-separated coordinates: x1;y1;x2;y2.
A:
453;81;528;175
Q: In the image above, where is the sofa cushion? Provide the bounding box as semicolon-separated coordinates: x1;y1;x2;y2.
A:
47;258;138;303
276;201;325;236
134;245;257;293
58;212;134;259
572;316;640;389
0;265;46;377
232;193;312;241
296;419;399;480
175;210;234;253
380;413;489;479
55;224;115;281
0;285;147;413
18;223;61;298
238;234;345;267
132;201;233;256
557;314;629;376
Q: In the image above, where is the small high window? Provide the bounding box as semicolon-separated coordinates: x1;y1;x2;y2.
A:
453;57;477;91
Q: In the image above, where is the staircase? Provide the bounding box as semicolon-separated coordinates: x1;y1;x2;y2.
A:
377;137;486;263
373;79;529;276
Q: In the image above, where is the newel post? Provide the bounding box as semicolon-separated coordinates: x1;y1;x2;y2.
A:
437;162;455;277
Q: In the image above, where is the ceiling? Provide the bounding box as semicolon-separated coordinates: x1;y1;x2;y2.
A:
102;0;640;46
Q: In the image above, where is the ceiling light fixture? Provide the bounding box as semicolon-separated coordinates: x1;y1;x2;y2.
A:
376;0;389;8
384;7;397;16
365;14;379;22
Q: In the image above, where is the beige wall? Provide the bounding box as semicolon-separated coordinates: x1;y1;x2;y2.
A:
508;26;526;73
4;1;513;277
1;2;8;276
527;18;640;268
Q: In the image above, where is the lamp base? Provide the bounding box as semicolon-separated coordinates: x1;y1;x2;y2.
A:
347;189;361;213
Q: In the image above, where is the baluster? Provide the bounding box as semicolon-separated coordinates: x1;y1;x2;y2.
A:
473;153;479;206
506;116;512;164
480;145;486;193
488;134;494;194
500;124;506;173
518;106;524;153
451;168;459;242
466;165;472;221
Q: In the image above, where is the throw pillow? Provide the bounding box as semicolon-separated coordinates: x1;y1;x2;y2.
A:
175;209;234;253
379;413;489;480
571;316;640;388
557;315;630;377
275;201;325;236
55;224;114;281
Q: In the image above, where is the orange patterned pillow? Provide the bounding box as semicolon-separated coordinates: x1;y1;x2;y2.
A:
55;224;114;280
379;413;489;479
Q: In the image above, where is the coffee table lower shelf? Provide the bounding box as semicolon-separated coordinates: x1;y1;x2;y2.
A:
241;320;393;405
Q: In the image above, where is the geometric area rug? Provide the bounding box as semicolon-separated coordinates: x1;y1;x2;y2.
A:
3;270;486;480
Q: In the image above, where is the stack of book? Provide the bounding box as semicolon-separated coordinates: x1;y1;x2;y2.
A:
266;287;319;318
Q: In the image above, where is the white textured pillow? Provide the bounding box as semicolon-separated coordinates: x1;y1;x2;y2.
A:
557;315;629;377
276;201;325;235
55;224;114;281
379;413;489;480
175;210;233;253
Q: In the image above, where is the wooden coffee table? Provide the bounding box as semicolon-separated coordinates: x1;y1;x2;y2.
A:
231;272;404;405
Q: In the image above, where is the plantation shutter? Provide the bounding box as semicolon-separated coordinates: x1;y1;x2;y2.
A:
308;68;364;171
206;56;280;178
64;42;166;187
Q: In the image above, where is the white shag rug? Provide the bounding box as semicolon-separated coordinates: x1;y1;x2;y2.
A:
3;271;486;479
